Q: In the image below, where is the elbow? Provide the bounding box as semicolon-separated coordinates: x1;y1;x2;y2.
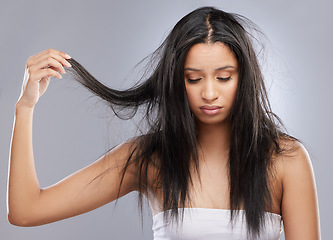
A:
7;195;43;227
8;214;24;227
8;212;34;227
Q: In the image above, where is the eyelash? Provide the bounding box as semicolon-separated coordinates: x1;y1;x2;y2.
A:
217;77;231;81
187;77;231;83
187;78;202;83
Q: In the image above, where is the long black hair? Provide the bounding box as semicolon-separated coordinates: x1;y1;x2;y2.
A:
67;6;293;237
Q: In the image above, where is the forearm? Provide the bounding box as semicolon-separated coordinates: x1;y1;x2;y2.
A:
7;102;41;225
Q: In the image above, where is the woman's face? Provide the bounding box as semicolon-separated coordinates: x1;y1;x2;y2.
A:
184;42;239;127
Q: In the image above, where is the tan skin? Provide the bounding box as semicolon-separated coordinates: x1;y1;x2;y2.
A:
8;45;320;239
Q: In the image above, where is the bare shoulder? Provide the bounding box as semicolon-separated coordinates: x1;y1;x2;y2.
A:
274;138;321;239
271;138;311;179
279;139;311;169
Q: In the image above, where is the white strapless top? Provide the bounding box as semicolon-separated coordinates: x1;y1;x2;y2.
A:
152;208;282;240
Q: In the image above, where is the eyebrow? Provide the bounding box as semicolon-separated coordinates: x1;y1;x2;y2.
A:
184;66;235;71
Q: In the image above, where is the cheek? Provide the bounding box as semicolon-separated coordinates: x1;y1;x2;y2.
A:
226;80;238;102
230;84;238;99
216;85;237;110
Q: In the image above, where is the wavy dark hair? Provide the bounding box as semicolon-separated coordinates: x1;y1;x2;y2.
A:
67;6;293;237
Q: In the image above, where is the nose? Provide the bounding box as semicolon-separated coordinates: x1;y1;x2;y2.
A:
201;79;218;102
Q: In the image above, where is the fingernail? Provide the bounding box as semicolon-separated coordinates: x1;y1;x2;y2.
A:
65;61;72;68
64;53;71;59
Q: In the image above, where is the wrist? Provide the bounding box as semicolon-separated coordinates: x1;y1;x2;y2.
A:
15;100;35;115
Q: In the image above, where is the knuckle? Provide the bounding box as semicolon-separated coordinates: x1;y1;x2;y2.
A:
28;66;36;74
46;49;54;56
46;68;53;74
26;58;32;67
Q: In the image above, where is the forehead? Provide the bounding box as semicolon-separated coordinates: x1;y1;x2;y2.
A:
184;42;238;70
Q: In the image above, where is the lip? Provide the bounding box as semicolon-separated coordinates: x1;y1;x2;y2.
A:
200;105;222;115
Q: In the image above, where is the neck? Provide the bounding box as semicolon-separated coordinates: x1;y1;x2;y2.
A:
196;121;232;159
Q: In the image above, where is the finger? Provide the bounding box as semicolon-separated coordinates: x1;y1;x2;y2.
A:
33;48;70;61
26;49;56;66
48;66;59;72
33;57;67;74
48;52;72;68
30;68;63;81
44;48;71;59
47;66;67;76
39;51;71;69
27;49;71;69
26;49;48;64
27;49;71;68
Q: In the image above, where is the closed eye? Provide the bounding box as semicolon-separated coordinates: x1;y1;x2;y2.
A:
217;77;231;81
187;78;202;83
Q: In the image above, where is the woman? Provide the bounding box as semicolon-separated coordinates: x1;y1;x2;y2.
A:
7;6;320;239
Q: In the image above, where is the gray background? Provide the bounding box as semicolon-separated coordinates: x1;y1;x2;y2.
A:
1;0;332;239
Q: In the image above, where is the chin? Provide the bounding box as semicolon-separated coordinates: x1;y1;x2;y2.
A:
195;117;230;127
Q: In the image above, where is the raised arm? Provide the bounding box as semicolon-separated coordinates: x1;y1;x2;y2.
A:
281;142;321;239
7;49;139;226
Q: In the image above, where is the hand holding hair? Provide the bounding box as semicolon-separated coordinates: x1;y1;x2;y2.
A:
17;48;71;109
